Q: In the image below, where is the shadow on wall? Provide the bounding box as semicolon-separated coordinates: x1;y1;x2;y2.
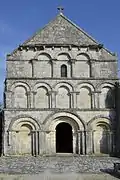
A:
105;87;115;109
99;130;109;154
105;82;120;157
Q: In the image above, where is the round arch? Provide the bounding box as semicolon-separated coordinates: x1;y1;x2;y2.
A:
76;53;91;60
10;82;30;92
33;82;52;92
36;52;52;60
75;82;95;92
43;112;86;154
53;82;74;92
57;52;71;60
96;82;115;91
8;115;41;131
87;116;112;131
43;112;86;132
87;116;112;154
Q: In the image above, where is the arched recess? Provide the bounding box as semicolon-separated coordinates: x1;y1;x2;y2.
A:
9;117;40;155
54;82;74;91
44;112;85;131
35;87;49;108
54;82;73;109
75;53;91;77
37;53;51;61
76;53;90;60
88;117;112;154
34;53;52;77
57;53;71;60
10;82;30;92
34;83;51;108
76;83;95;109
43;112;85;154
11;82;30;108
13;86;27;108
99;83;115;109
56;86;70;108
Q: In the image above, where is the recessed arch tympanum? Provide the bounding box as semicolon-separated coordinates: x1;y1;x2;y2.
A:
9;117;40;155
88;117;111;154
37;53;51;61
57;53;71;60
99;85;115;109
75;83;95;109
34;83;52;108
54;82;73;109
10;82;30;108
76;53;90;61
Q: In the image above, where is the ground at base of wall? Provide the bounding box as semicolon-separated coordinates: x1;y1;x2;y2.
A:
0;156;119;174
0;173;119;180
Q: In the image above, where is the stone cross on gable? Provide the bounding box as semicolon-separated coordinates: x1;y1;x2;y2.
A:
57;6;64;14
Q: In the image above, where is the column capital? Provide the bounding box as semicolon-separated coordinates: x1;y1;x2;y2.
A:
31;91;37;95
5;90;13;94
48;91;58;95
69;59;76;64
49;59;57;64
69;91;80;95
93;91;101;94
29;58;38;63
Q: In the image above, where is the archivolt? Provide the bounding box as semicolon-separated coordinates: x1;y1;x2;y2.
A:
8;115;41;131
87;115;112;131
76;53;91;60
35;52;52;60
10;81;30;92
75;82;95;92
33;82;52;92
43;111;86;131
96;82;115;91
53;82;74;92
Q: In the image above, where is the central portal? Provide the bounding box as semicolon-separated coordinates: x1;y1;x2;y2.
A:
56;122;73;153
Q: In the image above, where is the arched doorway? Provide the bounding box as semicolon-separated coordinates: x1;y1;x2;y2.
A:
56;122;73;153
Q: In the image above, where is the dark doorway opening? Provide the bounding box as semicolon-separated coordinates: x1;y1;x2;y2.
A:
56;122;73;153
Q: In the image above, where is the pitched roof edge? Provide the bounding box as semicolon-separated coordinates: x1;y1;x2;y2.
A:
60;13;98;44
60;14;115;57
22;14;62;46
9;13;116;58
8;15;61;57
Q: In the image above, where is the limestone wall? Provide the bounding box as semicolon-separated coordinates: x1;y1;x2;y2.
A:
6;46;118;79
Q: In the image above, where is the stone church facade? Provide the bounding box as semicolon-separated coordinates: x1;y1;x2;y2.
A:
3;13;119;156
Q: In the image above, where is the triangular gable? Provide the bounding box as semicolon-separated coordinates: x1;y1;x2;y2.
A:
23;13;98;46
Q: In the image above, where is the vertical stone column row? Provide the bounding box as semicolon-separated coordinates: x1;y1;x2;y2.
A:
93;91;101;109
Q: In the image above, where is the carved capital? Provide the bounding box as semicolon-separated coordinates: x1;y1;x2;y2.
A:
69;59;76;64
29;58;38;63
5;90;13;95
93;91;101;94
48;91;58;95
69;91;80;95
49;59;57;64
31;91;37;95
